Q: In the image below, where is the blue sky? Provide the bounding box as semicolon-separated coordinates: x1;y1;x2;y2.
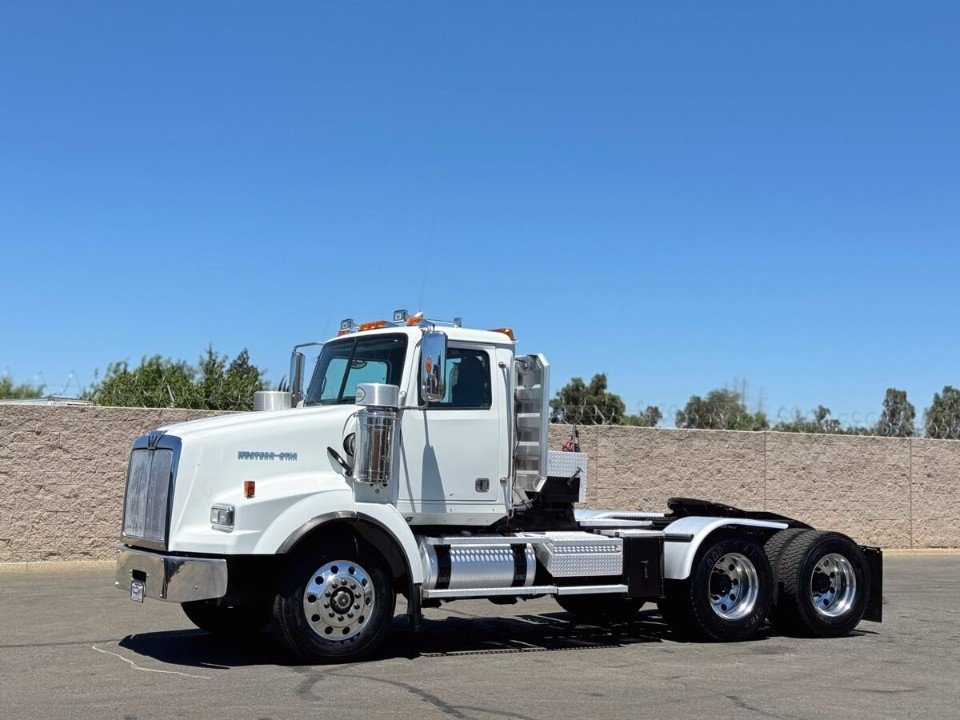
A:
2;1;958;426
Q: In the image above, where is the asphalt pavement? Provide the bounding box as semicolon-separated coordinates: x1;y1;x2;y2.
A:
1;554;958;720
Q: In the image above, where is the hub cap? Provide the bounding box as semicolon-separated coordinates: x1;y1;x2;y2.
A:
709;552;760;621
810;552;857;618
303;560;376;641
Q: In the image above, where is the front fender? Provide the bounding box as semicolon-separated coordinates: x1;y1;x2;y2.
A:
255;497;424;585
171;471;354;554
662;516;788;580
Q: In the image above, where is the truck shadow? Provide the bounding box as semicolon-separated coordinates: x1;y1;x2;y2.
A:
116;608;785;670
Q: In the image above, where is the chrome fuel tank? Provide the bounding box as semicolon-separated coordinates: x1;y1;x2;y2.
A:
420;541;536;591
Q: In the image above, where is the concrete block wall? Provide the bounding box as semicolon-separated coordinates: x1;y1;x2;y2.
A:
0;407;957;563
549;424;959;548
0;406;221;562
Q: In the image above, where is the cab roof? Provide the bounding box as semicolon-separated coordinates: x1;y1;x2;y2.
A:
327;324;516;347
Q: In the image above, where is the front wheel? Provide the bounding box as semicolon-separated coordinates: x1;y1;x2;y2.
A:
658;534;773;642
271;538;396;663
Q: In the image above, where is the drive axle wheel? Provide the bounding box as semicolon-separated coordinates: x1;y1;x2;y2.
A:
769;530;868;637
658;534;773;642
272;539;395;663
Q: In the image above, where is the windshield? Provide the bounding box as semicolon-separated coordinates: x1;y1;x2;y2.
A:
304;333;408;405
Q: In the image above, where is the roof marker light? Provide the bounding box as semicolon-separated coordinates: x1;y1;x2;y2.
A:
358;320;388;332
490;327;515;341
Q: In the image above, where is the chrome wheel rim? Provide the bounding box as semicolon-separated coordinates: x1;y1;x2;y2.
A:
303;560;376;641
810;552;857;618
709;552;760;621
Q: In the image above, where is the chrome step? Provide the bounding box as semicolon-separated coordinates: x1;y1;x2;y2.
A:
422;583;628;600
515;385;542;402
516;412;542;429
515;441;541;456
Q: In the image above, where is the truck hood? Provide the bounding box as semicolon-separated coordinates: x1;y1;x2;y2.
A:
156;405;361;554
158;405;358;441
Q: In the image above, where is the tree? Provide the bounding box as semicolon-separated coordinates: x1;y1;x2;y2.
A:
624;406;663;427
550;374;626;425
676;388;768;431
773;405;845;434
82;348;267;410
0;376;45;400
875;388;916;437
925;386;960;439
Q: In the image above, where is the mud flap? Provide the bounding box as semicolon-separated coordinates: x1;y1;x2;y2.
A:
861;546;883;622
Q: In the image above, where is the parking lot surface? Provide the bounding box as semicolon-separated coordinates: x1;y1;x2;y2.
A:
1;555;958;719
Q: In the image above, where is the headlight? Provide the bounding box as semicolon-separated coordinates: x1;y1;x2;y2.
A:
210;504;235;530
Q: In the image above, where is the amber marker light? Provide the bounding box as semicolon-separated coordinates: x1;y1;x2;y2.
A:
244;480;256;498
358;320;389;331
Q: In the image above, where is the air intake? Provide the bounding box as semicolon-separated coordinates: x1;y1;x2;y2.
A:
354;383;400;485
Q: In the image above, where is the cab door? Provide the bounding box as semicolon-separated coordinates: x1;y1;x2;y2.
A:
397;343;507;526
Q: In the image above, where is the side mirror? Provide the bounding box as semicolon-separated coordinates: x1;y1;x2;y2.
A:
420;331;447;403
289;351;305;406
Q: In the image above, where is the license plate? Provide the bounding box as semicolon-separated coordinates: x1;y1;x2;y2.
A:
130;580;144;603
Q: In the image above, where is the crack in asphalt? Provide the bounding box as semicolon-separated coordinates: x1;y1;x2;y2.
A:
291;664;539;719
91;642;211;680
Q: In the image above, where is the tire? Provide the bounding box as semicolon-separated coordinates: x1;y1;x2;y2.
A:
658;533;774;642
556;594;645;622
764;528;807;570
181;598;271;636
771;530;869;637
763;528;807;628
271;537;396;663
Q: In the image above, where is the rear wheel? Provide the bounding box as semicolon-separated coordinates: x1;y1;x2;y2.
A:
763;528;807;627
556;594;645;622
181;598;271;636
658;534;773;641
770;530;869;637
271;538;396;663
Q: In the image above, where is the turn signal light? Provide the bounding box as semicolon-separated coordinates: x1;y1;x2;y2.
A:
244;480;256;498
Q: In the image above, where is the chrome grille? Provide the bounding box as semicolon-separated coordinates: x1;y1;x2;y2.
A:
122;446;175;548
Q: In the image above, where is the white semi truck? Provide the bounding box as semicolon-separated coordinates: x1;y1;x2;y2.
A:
116;311;882;662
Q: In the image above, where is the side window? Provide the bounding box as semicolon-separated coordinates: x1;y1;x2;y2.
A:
425;348;492;409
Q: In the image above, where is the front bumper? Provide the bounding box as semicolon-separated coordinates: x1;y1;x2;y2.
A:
115;546;228;602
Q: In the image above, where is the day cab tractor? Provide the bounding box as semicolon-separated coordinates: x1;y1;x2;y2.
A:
115;311;882;662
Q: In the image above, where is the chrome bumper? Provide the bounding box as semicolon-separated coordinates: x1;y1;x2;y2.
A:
115;546;228;603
